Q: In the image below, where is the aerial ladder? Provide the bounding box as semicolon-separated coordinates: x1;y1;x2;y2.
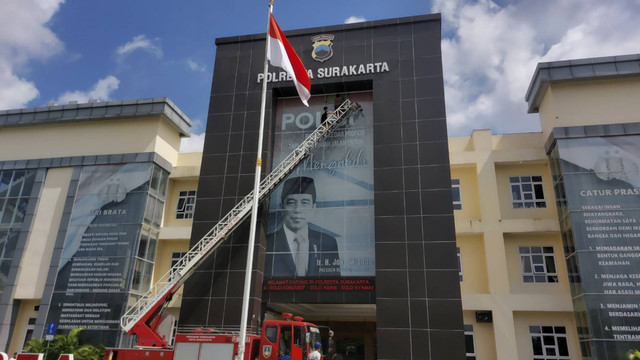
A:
120;99;357;348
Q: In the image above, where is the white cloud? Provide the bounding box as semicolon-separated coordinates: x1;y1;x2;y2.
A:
55;76;120;104
432;0;640;136
180;133;205;153
116;35;163;61
345;16;366;24
186;59;206;72
0;0;65;110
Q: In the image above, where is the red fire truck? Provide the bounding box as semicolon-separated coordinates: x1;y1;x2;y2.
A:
104;313;323;360
102;102;356;360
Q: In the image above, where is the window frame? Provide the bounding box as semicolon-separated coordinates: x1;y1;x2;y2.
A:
22;317;36;350
510;176;546;209
529;325;570;360
171;251;188;269
176;190;197;219
520;246;558;283
457;247;463;282
464;324;476;360
452;178;462;210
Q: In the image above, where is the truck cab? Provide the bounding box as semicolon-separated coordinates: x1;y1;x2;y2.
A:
259;315;322;360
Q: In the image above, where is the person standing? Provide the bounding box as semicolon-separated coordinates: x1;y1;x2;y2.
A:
320;106;329;124
10;352;17;360
326;330;336;360
308;342;322;360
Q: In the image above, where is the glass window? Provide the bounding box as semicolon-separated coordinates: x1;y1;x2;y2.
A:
159;170;169;197
294;325;303;347
22;317;36;350
510;176;546;208
0;172;11;194
0;170;36;294
529;325;570;359
464;324;476;360
452;179;462;210
265;325;277;343
132;258;154;293
150;166;162;194
153;198;163;227
171;252;188;269
520;246;558;283
138;232;149;259
176;191;197;219
280;326;292;354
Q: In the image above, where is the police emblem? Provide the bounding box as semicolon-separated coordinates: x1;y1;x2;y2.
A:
263;345;272;358
311;34;334;62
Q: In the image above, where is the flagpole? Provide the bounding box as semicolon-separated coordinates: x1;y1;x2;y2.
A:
237;1;273;359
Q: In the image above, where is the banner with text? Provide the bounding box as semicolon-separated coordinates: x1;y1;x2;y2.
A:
46;163;152;346
558;135;640;357
264;92;375;289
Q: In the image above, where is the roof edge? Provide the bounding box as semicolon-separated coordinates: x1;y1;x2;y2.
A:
525;54;640;114
215;13;441;46
0;97;192;137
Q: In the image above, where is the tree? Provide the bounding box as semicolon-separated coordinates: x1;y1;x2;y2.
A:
23;337;50;357
22;328;103;360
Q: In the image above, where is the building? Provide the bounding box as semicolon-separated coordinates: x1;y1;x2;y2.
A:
0;98;194;350
185;13;462;360
1;12;640;360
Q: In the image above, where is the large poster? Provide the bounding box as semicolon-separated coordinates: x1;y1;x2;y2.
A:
263;92;375;291
46;163;153;346
558;135;640;358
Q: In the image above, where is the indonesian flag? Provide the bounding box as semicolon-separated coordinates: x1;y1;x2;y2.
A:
267;14;311;106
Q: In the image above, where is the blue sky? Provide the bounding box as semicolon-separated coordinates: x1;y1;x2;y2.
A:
2;0;640;152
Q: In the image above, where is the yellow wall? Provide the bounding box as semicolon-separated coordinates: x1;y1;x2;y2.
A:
0;117;177;162
451;166;481;221
449;129;574;359
539;77;640;138
457;235;489;294
463;310;497;360
15;168;73;298
154;240;190;308
154;120;183;166
163;178;199;228
495;163;557;220
504;233;570;296
7;299;39;354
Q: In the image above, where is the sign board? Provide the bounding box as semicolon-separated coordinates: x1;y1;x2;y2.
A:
47;322;57;335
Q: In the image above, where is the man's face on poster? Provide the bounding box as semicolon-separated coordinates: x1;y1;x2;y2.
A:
282;193;315;232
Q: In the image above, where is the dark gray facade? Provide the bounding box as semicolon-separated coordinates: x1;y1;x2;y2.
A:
184;14;464;359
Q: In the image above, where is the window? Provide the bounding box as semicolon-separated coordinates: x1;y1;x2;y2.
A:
132;228;159;294
510;176;546;208
457;247;463;281
176;191;197;219
0;170;36;294
22;317;36;350
464;324;476;360
520;246;558;283
452;179;462;210
530;325;569;359
265;325;277;342
171;251;187;268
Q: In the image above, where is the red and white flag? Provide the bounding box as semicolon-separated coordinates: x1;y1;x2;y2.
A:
267;13;311;106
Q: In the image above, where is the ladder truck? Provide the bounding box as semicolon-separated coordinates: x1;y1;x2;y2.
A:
104;100;358;360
